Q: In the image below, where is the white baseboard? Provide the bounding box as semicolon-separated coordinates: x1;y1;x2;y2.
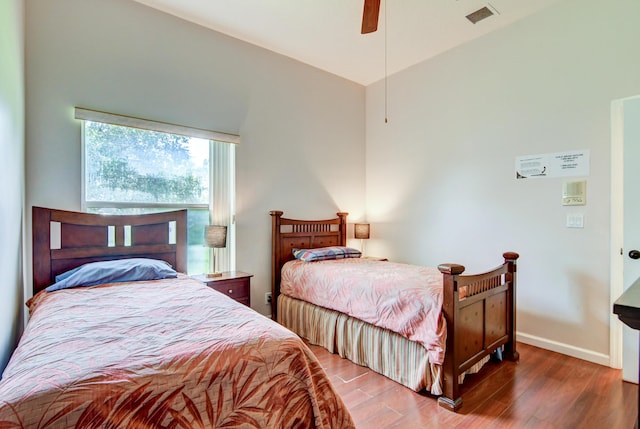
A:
516;331;611;367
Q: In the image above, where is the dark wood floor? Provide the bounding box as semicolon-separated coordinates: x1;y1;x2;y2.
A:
308;342;637;428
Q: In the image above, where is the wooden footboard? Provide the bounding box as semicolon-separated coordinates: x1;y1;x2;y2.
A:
437;252;520;411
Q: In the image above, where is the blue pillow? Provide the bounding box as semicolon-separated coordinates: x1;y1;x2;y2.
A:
46;258;178;292
292;246;361;262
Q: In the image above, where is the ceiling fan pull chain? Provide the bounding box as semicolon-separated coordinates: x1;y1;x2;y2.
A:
384;0;388;124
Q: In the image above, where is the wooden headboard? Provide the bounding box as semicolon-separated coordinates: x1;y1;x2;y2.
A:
270;210;347;318
32;206;187;295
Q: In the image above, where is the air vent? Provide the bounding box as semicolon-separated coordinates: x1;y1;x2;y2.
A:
466;6;495;24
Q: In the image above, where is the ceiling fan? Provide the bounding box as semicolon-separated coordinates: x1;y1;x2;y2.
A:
361;0;381;34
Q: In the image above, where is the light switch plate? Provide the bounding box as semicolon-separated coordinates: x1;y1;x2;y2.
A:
566;213;584;228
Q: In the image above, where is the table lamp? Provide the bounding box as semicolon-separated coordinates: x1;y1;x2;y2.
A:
205;225;227;278
354;223;370;253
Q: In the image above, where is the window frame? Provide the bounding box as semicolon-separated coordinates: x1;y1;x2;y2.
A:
77;108;238;274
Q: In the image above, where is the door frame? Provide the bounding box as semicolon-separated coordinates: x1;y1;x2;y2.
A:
610;95;640;369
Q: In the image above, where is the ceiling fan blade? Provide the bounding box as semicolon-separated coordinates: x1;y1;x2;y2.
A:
361;0;380;34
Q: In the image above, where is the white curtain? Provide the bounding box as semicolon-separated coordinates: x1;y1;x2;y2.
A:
210;140;235;272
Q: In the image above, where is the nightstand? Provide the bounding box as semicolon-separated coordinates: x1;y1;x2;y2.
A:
192;272;253;306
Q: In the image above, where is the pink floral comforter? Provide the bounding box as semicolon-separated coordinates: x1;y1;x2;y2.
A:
281;258;447;364
0;276;354;428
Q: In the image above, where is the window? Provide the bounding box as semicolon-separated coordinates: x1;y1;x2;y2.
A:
77;108;237;275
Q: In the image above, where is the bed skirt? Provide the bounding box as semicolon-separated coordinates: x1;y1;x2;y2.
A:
277;294;443;395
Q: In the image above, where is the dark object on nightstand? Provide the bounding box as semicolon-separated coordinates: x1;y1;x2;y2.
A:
192;272;253;306
362;256;388;261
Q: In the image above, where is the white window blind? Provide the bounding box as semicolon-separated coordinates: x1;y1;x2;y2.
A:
74;107;240;144
210;140;235;272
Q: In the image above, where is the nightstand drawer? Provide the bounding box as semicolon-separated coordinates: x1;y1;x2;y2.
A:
209;278;249;301
191;272;253;307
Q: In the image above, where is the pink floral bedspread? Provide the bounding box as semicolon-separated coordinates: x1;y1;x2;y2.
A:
0;276;354;428
281;259;446;364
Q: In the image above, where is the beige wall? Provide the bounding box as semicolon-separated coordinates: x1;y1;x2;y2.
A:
22;0;640;368
24;0;366;317
365;0;640;364
0;0;25;371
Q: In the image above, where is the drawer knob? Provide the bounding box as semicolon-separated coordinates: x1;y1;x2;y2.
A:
228;289;233;294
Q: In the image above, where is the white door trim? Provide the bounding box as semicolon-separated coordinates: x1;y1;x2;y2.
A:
610;94;640;369
610;98;624;369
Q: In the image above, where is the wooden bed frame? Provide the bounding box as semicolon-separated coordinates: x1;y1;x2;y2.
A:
33;206;187;294
270;210;519;411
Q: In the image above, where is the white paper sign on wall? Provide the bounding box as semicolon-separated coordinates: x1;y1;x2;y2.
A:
516;149;590;179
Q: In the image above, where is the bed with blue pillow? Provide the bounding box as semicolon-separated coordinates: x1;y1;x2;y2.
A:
0;207;354;428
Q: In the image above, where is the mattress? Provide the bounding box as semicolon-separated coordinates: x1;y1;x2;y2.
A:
280;258;447;365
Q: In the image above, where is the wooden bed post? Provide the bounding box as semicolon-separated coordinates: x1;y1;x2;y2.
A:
32;206;52;290
437;262;466;411
503;251;520;362
337;212;348;246
270;210;284;320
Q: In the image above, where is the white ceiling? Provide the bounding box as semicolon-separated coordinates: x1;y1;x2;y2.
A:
132;0;562;86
